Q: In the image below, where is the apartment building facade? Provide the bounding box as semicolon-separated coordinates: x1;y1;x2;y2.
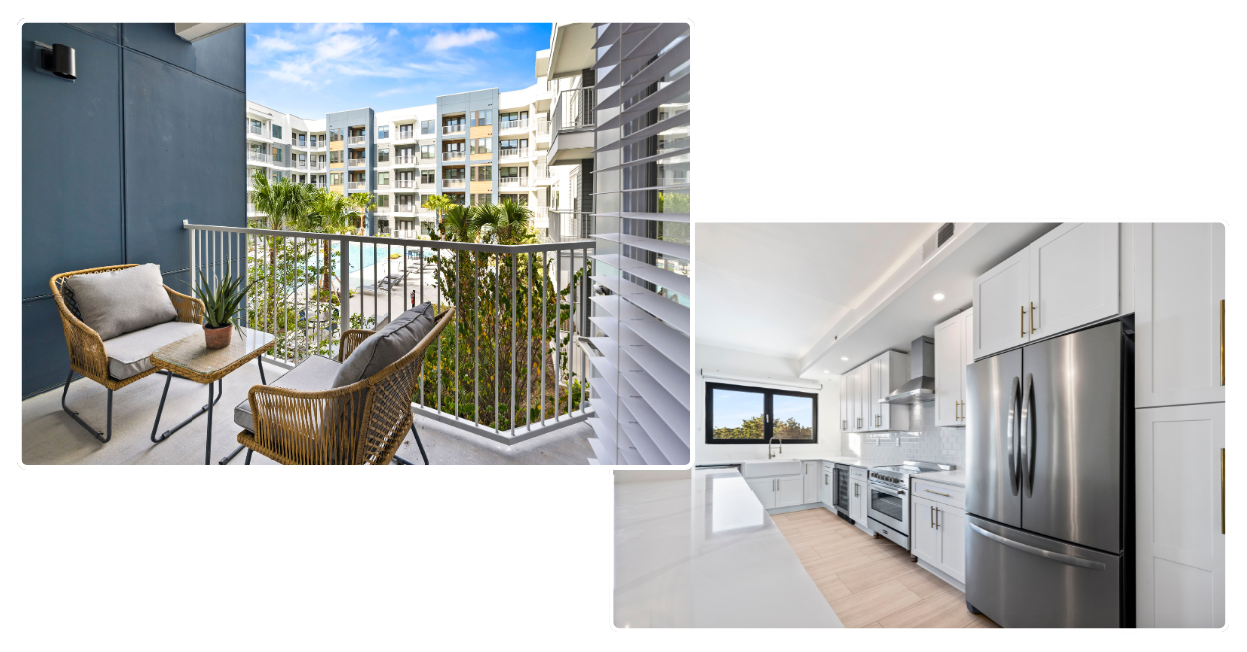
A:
246;52;571;239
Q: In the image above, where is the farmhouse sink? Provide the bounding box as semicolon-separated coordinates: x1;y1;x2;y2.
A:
741;459;803;478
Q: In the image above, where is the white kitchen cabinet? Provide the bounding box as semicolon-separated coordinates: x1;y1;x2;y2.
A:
802;461;820;505
854;365;870;432
1134;223;1225;408
1027;223;1119;340
1136;403;1224;628
910;494;967;583
973;247;1030;359
856;481;870;527
934;309;973;427
746;477;777;509
973;223;1119;359
776;476;805;508
848;478;863;522
868;351;911;431
838;374;849;433
820;467;833;505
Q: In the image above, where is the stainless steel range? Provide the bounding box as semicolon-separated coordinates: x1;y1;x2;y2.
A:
867;460;956;549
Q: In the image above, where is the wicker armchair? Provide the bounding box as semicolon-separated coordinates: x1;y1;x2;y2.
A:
236;308;453;465
50;264;205;443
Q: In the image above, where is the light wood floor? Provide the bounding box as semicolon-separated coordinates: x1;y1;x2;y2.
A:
773;507;1000;628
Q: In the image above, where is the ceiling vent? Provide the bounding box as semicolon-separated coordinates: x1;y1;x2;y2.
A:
921;222;956;264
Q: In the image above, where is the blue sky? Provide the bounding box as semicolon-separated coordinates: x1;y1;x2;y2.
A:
245;23;552;118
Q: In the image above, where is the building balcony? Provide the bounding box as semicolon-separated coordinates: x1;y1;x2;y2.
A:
309;161;325;170
392;156;416;168
500;147;529;160
394;131;415;143
347;181;365;191
393;206;416;217
443;178;466;189
247;151;269;164
536;119;550;136
500;176;529;189
394;179;415;189
309;142;326;150
548;87;596;165
348;159;366;167
248;125;263;136
294;161;308;169
500;118;529;132
348;135;367;145
309;182;326;189
443;124;465;136
442;151;466;162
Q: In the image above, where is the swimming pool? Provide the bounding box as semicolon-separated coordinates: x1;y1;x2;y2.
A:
331;242;437;274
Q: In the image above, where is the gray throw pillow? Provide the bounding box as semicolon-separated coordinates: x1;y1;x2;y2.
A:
326;302;438;438
67;264;178;341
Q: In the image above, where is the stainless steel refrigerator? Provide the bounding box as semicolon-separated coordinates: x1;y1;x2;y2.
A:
964;320;1133;628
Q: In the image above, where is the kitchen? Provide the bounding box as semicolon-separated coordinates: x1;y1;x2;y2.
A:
615;222;1225;628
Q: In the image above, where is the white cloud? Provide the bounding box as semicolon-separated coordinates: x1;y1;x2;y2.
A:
424;28;497;52
255;34;298;52
387;28;399;39
376;87;407;97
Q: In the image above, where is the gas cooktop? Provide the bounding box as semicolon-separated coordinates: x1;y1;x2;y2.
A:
869;461;956;486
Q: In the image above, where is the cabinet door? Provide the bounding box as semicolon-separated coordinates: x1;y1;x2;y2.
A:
746;477;776;510
933;313;964;427
859;366;872;431
939;505;967;583
974;247;1030;359
1136;403;1224;628
848;480;861;521
961;308;974;417
850;367;863;431
846;365;858;432
803;462;820;504
911;496;941;564
1135;223;1225;408
821;471;832;505
839;372;849;432
1028;223;1119;340
869;356;883;430
858;485;871;528
777;476;805;508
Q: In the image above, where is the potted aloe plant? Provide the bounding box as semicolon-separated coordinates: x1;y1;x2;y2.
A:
191;263;257;349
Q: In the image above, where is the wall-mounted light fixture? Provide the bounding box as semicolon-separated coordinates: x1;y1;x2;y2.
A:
34;41;75;81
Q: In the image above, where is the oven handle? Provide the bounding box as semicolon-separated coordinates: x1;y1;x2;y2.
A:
869;481;905;498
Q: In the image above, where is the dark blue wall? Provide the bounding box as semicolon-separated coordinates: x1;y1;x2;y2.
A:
22;24;246;397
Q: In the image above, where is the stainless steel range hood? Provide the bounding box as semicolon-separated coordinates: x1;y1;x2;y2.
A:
879;336;935;405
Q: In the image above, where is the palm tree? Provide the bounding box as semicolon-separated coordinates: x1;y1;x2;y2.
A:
347;192;377;235
249;169;313;231
422;194;455;228
482;198;535;245
306;189;356;293
440;203;483;243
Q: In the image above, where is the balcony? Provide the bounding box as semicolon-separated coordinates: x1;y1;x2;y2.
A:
309;181;326;188
442;151;466;162
347;181;365;191
442;178;466;189
536;119;550;136
310;161;325;170
248;124;263;136
348;135;367;145
500;147;529;160
500;176;529;189
548;209;594;242
392;205;416;216
348;158;366;168
24;222;597;464
294;161;308;169
247;151;269;164
500;118;529;132
548;87;596;165
392;155;416;168
309;142;326;150
442;124;465;136
394;131;415;142
394;179;415;189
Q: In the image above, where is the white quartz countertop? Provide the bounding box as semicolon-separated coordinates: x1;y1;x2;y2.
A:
614;468;844;628
913;470;967;487
697;456;864;467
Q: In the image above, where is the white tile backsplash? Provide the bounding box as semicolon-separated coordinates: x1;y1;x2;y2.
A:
840;401;966;469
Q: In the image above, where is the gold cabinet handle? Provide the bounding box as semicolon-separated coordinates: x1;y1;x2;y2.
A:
1221;299;1225;386
930;505;935;529
1030;301;1036;334
936;507;942;530
924;489;951;497
1021;305;1026;338
955;400;960;421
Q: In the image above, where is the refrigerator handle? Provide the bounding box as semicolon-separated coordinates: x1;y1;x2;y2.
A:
1022;372;1036;497
969;523;1107;571
1008;376;1021;496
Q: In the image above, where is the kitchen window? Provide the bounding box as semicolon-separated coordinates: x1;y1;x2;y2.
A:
704;382;818;444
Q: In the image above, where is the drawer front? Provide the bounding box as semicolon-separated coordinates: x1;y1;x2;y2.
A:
913;479;965;509
850;466;868;481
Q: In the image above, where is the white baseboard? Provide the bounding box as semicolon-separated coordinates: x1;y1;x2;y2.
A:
915;558;966;593
767;502;837;516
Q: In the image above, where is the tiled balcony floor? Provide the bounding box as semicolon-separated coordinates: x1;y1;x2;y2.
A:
21;359;595;465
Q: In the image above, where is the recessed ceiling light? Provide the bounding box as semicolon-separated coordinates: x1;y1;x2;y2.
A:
823;370;830;373
933;293;945;301
841;357;848;361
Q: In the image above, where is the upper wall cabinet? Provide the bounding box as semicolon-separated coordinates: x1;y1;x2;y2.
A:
1134;223;1225;408
974;223;1119;359
934;308;973;427
840;351;910;433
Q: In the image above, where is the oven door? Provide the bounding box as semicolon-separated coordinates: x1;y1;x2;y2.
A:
867;481;909;535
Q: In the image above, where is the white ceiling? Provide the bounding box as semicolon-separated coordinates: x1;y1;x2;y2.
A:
695;223;938;359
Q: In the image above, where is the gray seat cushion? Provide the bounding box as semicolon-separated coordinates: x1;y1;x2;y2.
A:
234;354;342;432
68;264;178;341
102;321;203;380
332;302;436;388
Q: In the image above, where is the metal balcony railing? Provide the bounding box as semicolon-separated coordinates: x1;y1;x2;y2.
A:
443;124;465;135
249;125;263;135
442;151;466;162
310;142;325;150
552;87;596;133
310;161;325;170
394;131;415;141
348;159;365;167
500;118;529;131
247;151;269;163
295;161;308;169
347;181;365;191
442;178;466;189
184;221;595;441
549;210;595;242
500;176;529;188
392;155;415;166
500;147;529;159
348;135;366;145
394;179;415;189
393;205;416;215
536;119;550;136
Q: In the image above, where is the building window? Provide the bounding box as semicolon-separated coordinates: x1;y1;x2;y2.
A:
377;148;390;163
249;118;262;133
379;172;390;185
377;195;389;208
329;128;343;141
377;126;389;139
421;120;434;135
329;151;342;164
271;147;283;163
330;173;342;186
420;144;435;159
471;165;493;182
471;138;492;155
443;168;465;180
421;170;435;184
500;111;528;123
471;110;492;127
704;383;818;444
